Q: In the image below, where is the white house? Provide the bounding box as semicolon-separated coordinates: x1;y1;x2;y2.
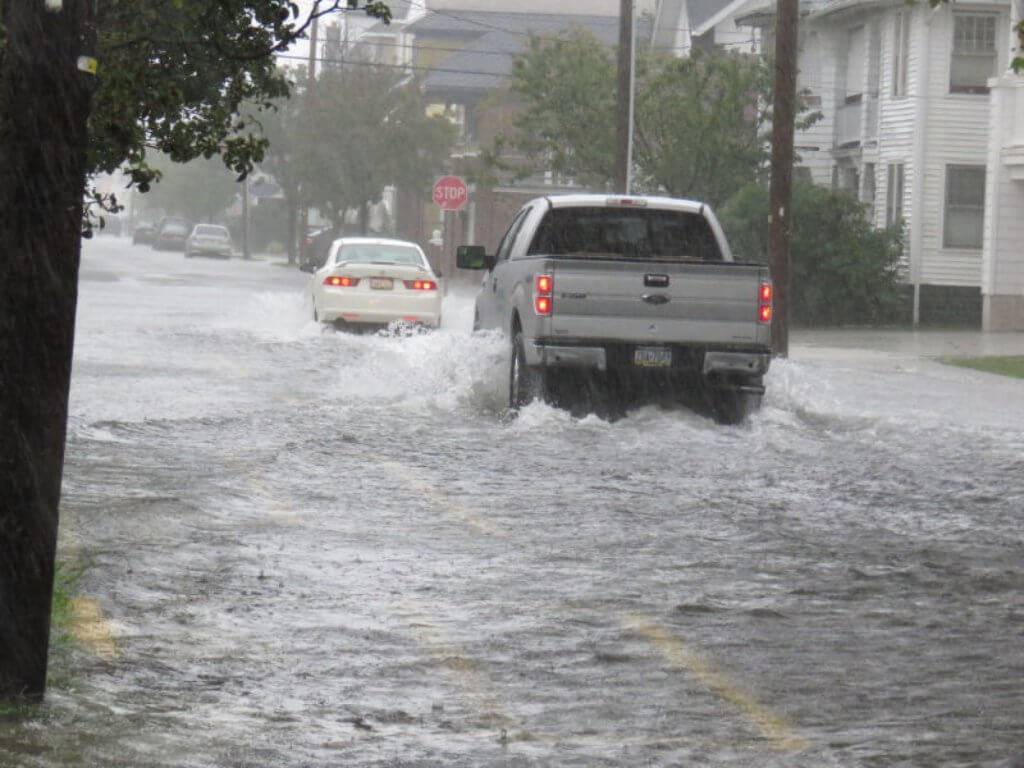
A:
983;0;1024;329
738;0;1024;328
653;0;764;56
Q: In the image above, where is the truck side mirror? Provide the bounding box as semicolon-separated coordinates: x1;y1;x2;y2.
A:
456;245;494;271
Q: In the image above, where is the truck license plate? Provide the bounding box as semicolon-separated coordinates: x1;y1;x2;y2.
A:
634;346;672;368
370;277;393;290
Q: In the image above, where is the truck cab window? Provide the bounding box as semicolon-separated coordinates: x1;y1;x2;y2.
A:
495;208;531;263
528;207;722;262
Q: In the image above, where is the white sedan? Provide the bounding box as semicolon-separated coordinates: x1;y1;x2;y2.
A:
307;237;443;330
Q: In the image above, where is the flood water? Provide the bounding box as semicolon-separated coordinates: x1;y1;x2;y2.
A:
2;237;1023;767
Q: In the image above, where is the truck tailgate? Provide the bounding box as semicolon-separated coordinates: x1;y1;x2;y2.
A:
547;259;770;346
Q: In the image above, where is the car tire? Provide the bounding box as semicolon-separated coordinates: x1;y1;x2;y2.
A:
509;330;546;410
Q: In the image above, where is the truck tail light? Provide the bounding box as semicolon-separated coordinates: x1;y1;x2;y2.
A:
534;273;553;316
758;281;772;324
325;275;359;287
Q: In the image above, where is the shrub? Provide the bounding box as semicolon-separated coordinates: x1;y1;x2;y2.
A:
719;181;905;326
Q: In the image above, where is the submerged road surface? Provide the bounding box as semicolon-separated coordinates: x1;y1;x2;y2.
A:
2;237;1023;767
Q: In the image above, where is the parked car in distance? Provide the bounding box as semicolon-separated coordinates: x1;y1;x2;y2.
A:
185;224;233;259
300;225;337;270
131;221;158;245
306;237;443;331
152;217;192;251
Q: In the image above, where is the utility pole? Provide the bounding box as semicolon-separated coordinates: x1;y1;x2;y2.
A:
299;13;320;256
767;0;799;357
614;0;635;194
1;0;95;701
242;177;251;259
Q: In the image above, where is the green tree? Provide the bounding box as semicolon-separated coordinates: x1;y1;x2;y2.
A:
493;27;619;189
0;0;390;702
299;65;456;233
634;50;772;208
138;155;241;224
719;181;905;326
254;78;314;262
488;31;813;208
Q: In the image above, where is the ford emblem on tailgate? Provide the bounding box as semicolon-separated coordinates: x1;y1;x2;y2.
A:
644;273;670;287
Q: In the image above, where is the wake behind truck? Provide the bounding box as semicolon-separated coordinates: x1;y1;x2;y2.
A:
457;194;773;424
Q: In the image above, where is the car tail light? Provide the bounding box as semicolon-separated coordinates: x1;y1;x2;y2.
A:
403;279;438;290
324;275;359;287
758;281;773;324
534;273;553;316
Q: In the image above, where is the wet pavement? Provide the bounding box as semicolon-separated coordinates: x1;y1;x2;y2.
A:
1;237;1022;767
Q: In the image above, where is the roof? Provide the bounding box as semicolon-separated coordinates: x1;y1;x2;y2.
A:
688;0;737;33
401;11;652;95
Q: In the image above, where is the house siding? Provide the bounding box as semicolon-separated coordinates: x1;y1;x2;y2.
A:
875;7;917;237
795;28;838;185
989;174;1024;292
983;74;1024;328
917;4;1007;287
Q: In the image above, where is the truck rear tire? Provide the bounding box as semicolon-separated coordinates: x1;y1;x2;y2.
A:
510;331;546;410
708;388;760;425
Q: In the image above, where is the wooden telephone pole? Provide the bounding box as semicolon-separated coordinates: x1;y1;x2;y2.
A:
614;0;635;194
767;0;799;357
0;0;95;700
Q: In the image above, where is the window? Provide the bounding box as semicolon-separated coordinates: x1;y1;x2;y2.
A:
843;26;867;103
886;163;904;226
841;166;860;196
892;11;910;98
950;13;997;94
863;162;876;213
527;207;723;262
495;208;530;262
943;165;985;249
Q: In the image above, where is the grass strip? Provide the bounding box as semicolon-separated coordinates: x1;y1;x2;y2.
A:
940;355;1024;379
0;561;84;717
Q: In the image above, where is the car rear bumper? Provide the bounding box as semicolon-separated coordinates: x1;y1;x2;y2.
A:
188;246;232;258
318;290;442;327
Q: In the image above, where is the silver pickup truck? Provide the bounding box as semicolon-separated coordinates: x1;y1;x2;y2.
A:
456;194;773;424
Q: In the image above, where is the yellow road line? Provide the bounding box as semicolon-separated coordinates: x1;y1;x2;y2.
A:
372;455;507;538
69;597;119;659
393;598;518;733
620;612;807;751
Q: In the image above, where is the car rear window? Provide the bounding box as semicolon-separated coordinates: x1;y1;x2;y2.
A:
527;207;723;262
336;244;424;266
194;225;228;237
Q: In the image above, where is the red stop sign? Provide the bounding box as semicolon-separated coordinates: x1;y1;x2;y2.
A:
433;176;468;211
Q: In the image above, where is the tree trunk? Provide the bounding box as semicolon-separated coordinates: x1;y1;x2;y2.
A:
359;201;369;235
0;0;95;700
287;200;298;265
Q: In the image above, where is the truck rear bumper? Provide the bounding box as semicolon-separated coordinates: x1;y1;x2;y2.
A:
529;340;771;377
702;351;771;377
530;341;608;370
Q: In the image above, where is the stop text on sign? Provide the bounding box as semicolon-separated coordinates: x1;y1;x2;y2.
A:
433;176;468;211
